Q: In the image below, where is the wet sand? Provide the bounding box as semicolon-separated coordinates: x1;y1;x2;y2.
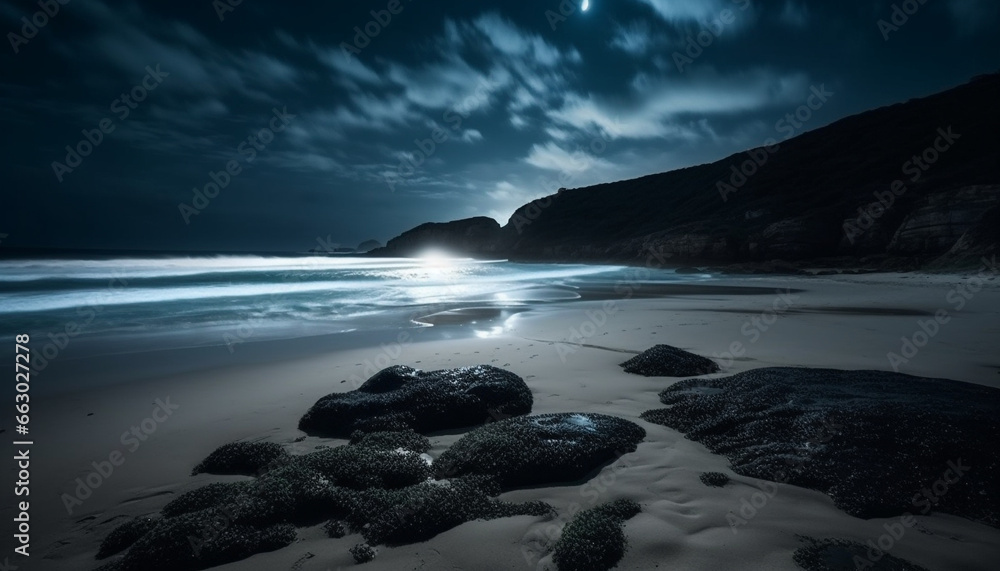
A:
11;272;1000;570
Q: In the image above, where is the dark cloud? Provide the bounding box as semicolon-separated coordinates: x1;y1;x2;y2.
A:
0;0;997;251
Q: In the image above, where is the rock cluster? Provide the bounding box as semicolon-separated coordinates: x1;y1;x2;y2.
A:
96;366;654;570
641;367;1000;525
96;429;547;570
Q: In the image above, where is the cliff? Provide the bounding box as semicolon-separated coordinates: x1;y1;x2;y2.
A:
376;74;1000;270
370;217;505;258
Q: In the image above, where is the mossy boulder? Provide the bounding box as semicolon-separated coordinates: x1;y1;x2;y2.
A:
620;344;719;377
699;472;730;487
100;508;296;571
191;442;287;476
351;543;378;563
96;516;159;559
299;365;533;436
347;475;552;546
324;519;347;538
233;464;351;525
162;482;253;518
641;367;1000;525
553;499;641;571
297;444;432;489
349;429;431;453
433;413;645;488
97;434;551;569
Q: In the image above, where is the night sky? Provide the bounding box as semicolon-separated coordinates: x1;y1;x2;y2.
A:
1;0;998;252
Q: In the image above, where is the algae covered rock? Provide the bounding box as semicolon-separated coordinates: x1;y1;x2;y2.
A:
102;508;296;571
553;499;641;571
191;441;288;476
433;413;645;488
98;431;551;569
324;519;347;538
350;543;378;563
620;344;719;377
162;482;253;518
297;444;431;489
347;475;551;546
349;429;431;453
96;516;159;559
98;366;541;569
699;472;730;488
296;428;433;489
641;367;1000;525
299;365;533;436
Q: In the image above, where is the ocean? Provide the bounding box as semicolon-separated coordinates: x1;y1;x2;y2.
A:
0;256;708;388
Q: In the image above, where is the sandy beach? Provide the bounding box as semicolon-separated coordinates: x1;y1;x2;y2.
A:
4;1;999;568
12;272;1000;571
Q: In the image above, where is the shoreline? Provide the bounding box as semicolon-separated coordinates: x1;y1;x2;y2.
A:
3;245;996;274
9;272;1000;570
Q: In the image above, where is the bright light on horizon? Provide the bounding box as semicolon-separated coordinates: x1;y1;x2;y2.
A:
417;249;461;265
581;0;590;11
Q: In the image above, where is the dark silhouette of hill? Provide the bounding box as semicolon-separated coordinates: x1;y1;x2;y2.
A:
371;217;505;258
373;74;1000;269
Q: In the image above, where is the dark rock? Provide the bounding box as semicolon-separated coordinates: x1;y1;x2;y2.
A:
369;217;505;258
95;463;345;570
433;413;645;488
195;524;297;569
346;475;551;546
191;441;287;476
792;536;930;571
323;519;347;538
699;472;730;488
96;517;159;559
104;509;296;571
298;365;533;437
99;430;552;568
348;429;431;453
162;482;253;518
640;367;1000;526
233;463;351;525
673;266;703;274
296;443;432;489
552;499;641;571
620;345;720;377
350;543;377;564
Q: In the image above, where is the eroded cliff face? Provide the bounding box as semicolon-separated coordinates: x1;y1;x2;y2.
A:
888;186;1000;255
374;74;1000;269
932;203;1000;268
